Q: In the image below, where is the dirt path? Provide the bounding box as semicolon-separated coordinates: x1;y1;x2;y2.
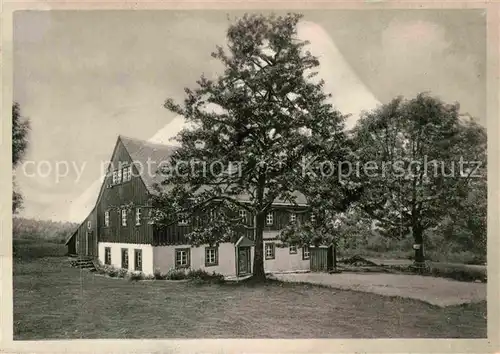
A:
270;272;486;307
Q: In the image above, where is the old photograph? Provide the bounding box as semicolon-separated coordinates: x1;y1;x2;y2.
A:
10;8;489;341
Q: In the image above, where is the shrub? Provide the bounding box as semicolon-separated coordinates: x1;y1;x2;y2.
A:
154;268;167;280
465;255;487;265
186;269;225;284
107;268;119;277
128;272;145;281
96;266;107;275
96;264;126;278
428;264;487;282
186;269;210;279
165;268;187;280
388;263;486;282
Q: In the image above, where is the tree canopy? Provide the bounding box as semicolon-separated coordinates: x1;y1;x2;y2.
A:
350;93;486;263
153;13;350;279
12;102;30;214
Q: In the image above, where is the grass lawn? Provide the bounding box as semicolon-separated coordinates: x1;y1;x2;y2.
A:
13;256;486;339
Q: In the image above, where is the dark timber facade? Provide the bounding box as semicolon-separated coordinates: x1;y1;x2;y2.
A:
65;135;329;275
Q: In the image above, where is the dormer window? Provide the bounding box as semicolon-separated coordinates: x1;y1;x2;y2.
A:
117;169;122;184
123;166;132;182
112;171;118;184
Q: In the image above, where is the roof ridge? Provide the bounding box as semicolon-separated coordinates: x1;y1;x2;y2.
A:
119;134;177;149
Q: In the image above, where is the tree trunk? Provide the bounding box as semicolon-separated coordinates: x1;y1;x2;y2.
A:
333;244;337;269
413;225;425;264
252;211;266;281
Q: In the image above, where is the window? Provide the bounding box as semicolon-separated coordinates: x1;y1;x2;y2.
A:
310;213;316;223
104;247;111;265
178;213;189;226
302;245;310;260
123;166;132;182
290;213;297;223
175;248;190;268
128;166;133;181
121;209;127;226
134;249;142;271
117;168;122;184
205;247;218;266
104;210;110;227
266;212;273;225
289;245;297;254
87;220;91;229
135;208;142;226
112;171;118;185
121;248;129;269
239;210;246;221
265;243;275;259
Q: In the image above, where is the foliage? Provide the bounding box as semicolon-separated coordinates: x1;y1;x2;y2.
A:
350;93;487;262
13;217;78;244
439;182;487;258
164;268;188;280
389;263;486;283
128;272;146;281
12;102;30;167
186;269;225;284
12;102;30;214
13;239;67;260
153;268;166;280
13;186;24;216
105;266;119;277
154;13;348;279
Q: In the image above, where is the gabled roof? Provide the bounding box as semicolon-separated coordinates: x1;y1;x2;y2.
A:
64;206;96;245
118;135;308;205
64;229;77;246
119;135;177;195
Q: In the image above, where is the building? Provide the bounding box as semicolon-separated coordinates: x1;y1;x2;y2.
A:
65;135;331;276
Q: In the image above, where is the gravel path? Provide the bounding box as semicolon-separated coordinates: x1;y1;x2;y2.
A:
270;272;486;307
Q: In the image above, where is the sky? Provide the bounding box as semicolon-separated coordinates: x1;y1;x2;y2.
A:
13;9;487;222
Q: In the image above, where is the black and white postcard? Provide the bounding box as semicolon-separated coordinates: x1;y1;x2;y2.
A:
1;2;498;354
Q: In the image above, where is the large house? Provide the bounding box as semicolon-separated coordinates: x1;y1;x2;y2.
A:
65;135;333;277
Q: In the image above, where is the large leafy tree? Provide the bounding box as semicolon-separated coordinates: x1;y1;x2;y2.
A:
278;161;362;258
351;93;487;265
439;178;487;260
153;13;349;280
12;102;30;214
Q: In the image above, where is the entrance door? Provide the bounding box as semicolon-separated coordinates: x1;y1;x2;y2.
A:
85;232;89;256
237;247;251;276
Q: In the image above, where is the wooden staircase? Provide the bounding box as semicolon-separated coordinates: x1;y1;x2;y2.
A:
69;256;97;272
